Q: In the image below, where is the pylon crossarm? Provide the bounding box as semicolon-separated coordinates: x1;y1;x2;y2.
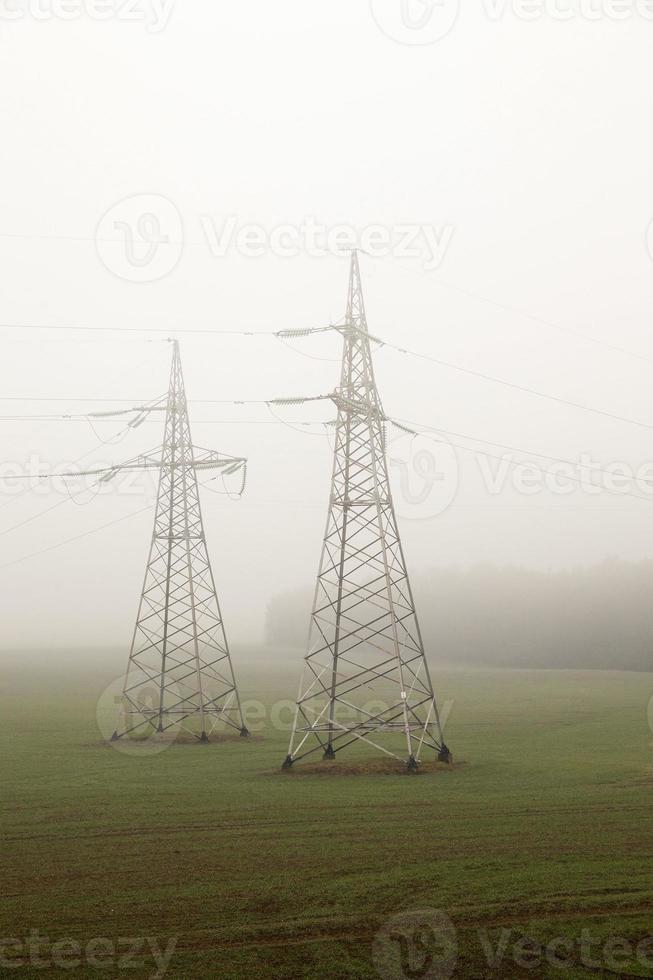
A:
109;454;245;475
190;447;247;471
330;393;386;421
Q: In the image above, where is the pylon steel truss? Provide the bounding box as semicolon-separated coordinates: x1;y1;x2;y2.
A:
112;341;248;744
284;253;451;770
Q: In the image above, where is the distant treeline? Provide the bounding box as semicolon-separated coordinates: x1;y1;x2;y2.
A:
265;560;653;672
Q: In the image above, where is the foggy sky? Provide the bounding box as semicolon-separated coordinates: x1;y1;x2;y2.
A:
2;3;653;649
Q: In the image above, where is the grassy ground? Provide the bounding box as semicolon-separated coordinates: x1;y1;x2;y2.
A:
1;654;653;978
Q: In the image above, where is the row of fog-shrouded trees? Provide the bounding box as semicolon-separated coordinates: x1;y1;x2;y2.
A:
264;559;653;671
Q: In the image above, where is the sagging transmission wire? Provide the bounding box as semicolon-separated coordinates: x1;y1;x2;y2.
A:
254;384;653;505
0;501;155;572
276;324;653;434
6;384;652;504
387;418;653;506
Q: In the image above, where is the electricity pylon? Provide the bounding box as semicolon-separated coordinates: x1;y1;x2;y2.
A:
111;340;249;744
283;253;451;770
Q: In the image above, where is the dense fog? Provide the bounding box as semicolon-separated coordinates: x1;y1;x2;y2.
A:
266;559;653;671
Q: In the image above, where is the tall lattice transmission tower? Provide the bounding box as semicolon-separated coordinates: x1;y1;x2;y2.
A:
111;340;249;744
283;253;451;771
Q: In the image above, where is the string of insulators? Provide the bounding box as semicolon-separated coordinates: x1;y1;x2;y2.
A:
220;459;247;476
267;395;331;407
391;419;420;437
274;327;337;339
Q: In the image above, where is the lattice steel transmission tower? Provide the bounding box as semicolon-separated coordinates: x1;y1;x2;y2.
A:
111;340;249;744
283;253;451;771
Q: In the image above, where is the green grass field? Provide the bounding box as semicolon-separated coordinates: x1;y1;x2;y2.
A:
2;654;653;979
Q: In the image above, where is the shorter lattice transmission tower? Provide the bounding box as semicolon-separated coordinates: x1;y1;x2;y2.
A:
283;252;451;771
110;340;249;744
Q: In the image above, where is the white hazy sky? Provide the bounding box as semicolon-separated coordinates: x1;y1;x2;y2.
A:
1;1;653;649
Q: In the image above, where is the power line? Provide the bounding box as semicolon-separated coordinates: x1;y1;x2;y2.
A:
395;420;653;486
280;325;653;432
0;322;278;337
0;416;329;425
373;254;653;367
0;494;80;539
390;419;653;506
0;396;273;404
4;318;653;430
432;277;653;368
369;332;653;433
0;502;154;572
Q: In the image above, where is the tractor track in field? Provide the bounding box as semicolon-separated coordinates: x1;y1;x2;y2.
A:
140;901;653;954
5;798;653;845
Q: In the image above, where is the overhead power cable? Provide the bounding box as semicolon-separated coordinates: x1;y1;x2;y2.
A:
393;419;653;487
368;333;653;432
371;254;653;367
0;322;279;337
389;419;653;506
431;277;653;368
281;323;653;434
0;502;154;572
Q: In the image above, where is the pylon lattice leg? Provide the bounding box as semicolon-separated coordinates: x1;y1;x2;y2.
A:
112;342;248;743
285;253;450;770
